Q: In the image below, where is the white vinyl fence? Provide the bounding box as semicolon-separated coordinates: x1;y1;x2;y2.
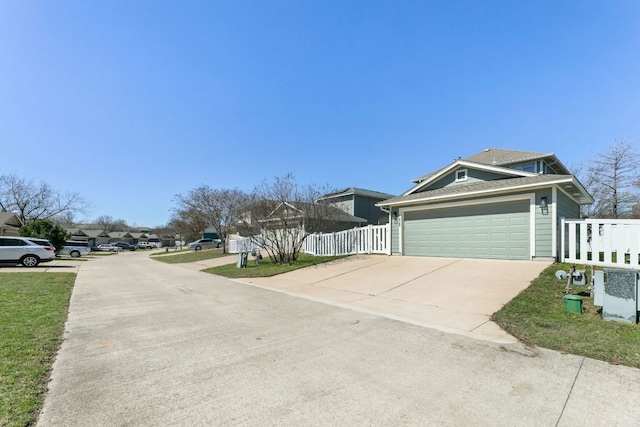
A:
229;224;391;257
561;218;640;270
228;237;261;254
303;224;390;256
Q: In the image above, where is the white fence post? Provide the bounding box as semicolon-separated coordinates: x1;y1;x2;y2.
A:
561;218;640;270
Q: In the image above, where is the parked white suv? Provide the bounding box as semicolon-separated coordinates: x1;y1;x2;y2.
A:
0;236;56;267
137;241;157;249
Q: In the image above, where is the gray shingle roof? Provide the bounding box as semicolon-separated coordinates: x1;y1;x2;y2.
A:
464;148;553;166
319;187;396;200
379;174;591;206
411;148;570;183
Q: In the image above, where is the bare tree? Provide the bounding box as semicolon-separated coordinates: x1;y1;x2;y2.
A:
579;139;640;218
238;173;340;264
93;215;128;232
172;186;249;253
0;173;90;224
168;207;208;244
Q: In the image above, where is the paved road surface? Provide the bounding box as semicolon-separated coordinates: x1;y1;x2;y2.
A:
37;253;640;426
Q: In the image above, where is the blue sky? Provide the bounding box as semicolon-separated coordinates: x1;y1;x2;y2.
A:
2;1;639;227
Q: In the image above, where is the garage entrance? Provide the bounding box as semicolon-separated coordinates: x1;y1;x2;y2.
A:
402;200;530;260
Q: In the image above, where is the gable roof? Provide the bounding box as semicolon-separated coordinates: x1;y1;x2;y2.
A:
464;148;551;165
69;228;110;238
264;201;367;224
406;160;535;196
318;187;396;201
411;148;571;185
379;174;593;207
464;148;571;174
0;212;23;228
108;231;134;239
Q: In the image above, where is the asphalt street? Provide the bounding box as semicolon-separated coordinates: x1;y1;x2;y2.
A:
37;252;640;426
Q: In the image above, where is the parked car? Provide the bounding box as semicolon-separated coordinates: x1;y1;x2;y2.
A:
58;240;92;258
26;237;56;250
187;238;222;251
0;236;56;267
137;241;156;249
113;242;137;251
95;244;120;253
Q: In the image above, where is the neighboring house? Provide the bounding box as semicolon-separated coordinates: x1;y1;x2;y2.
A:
68;228;112;247
234;200;367;240
108;231;135;244
258;201;367;233
129;232;149;244
377;148;593;261
0;212;23;236
317;187;396;225
64;227;174;248
202;227;221;240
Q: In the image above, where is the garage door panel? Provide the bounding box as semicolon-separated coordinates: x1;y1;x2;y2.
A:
491;218;509;227
491;232;508;242
475;233;490;242
474;219;490;228
403;200;530;260
510;232;528;242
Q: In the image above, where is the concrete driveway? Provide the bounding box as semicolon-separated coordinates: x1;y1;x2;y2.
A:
37;251;640;426
240;255;551;343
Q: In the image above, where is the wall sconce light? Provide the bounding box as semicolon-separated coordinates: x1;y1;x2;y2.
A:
393;211;398;219
540;197;548;209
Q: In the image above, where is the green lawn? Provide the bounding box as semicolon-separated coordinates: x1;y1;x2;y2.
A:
0;273;75;427
152;248;343;276
203;253;344;278
151;248;232;264
492;263;640;368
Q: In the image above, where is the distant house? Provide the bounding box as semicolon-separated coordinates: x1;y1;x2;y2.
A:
65;228;173;248
0;212;22;236
67;228;111;247
318;187;396;225
202;227;221;240
377;148;593;261
107;231;135;243
259;201;367;233
232;199;367;240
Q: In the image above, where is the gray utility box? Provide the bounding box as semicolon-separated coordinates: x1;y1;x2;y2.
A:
237;252;248;268
596;269;639;324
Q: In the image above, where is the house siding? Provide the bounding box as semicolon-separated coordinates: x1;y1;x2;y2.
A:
534;189;553;257
330;196;355;216
354;197;388;225
422;169;521;191
391;209;400;253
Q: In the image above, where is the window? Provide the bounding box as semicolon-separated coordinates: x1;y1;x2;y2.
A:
0;238;27;246
65;241;89;247
513;163;536;173
455;169;468;182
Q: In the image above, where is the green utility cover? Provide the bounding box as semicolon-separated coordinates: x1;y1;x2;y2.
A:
563;295;583;314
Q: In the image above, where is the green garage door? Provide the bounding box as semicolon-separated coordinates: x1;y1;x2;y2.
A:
403;200;530;260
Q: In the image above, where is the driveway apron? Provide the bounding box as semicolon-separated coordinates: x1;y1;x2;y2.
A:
37;252;640;426
242;255;551;342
